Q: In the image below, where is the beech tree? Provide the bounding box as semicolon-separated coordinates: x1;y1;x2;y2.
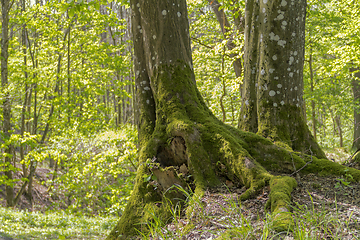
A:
238;0;326;158
107;0;360;239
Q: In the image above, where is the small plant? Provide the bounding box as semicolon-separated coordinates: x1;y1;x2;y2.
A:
335;169;353;189
334;177;351;189
0;207;116;239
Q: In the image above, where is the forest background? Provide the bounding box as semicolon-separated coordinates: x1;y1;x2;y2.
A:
0;0;359;238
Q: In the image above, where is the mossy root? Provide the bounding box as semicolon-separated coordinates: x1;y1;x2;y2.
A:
268;176;297;232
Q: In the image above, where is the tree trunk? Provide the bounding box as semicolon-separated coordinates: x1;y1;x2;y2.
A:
335;115;343;148
1;0;14;207
309;53;317;140
237;0;259;133
20;0;29;177
351;68;360;151
107;1;359;239
238;0;325;159
219;47;227;122
67;14;71;124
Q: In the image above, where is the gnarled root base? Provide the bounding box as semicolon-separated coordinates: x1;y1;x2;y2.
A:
106;115;360;239
106;118;360;239
106;84;360;240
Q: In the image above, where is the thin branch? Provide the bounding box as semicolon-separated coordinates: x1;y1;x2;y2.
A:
290;149;313;177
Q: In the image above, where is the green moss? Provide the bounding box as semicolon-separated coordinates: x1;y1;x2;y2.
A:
108;60;360;239
302;157;360;181
269;176;297;211
257;103;326;159
215;228;247;239
268;176;297;232
274;141;293;151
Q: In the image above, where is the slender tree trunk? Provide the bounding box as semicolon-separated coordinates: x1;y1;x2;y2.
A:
26;28;38;135
329;107;336;136
129;8;136;125
219;47;226;122
335;115;343;148
108;25;122;127
20;0;29;177
322;108;326;141
351;68;360;151
309;53;317;140
33;83;38;134
13;161;36;207
230;94;236;126
1;0;14;207
67;15;71;124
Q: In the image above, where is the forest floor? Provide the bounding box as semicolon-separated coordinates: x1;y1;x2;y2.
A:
157;148;360;239
1;148;360;239
172;174;360;239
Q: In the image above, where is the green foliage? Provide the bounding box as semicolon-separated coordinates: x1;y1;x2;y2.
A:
0;132;40;186
44;125;137;216
4;0;133;139
188;2;243;126
303;0;360;149
1;0;134;214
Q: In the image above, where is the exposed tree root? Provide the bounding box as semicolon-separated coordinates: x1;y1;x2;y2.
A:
105;63;360;239
106;111;360;239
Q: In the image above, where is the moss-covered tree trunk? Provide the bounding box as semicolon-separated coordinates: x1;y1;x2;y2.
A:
238;0;325;159
107;0;360;239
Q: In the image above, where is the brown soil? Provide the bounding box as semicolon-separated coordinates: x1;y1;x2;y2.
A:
0;167;60;212
157;173;360;240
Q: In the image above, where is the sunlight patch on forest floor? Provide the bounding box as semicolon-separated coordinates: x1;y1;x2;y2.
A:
0;208;116;240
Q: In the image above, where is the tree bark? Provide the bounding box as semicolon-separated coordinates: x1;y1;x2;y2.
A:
237;0;259;133
351;68;360;151
67;14;72;124
20;0;29;177
335;115;343;148
238;0;325;158
309;53;317;140
1;0;14;207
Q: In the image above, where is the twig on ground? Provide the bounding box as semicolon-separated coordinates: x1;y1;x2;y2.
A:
290;148;313;177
